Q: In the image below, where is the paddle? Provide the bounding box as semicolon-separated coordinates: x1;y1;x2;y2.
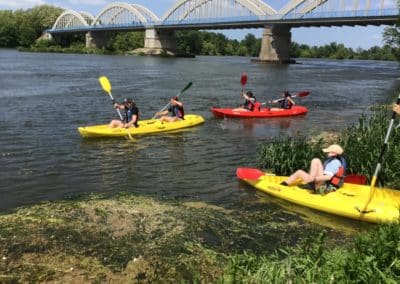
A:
240;73;247;94
152;81;193;120
98;76;135;141
262;91;310;105
359;93;400;214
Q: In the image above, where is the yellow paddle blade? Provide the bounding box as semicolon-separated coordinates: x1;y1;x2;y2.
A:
99;76;112;94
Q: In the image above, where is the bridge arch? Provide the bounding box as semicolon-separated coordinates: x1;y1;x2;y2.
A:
52;10;93;30
92;2;155;26
279;0;330;17
162;0;277;23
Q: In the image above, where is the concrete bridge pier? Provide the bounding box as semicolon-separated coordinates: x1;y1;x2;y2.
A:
252;25;295;64
141;28;177;55
86;31;109;49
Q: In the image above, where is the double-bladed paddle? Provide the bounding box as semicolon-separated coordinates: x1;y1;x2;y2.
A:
98;76;135;141
263;91;310;105
240;72;247;94
152;81;193;119
358;93;400;214
99;76;124;121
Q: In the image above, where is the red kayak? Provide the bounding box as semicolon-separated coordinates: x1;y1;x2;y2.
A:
210;105;308;118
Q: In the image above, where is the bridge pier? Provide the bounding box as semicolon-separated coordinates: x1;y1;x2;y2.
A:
252;25;295;64
131;28;177;55
85;31;109;49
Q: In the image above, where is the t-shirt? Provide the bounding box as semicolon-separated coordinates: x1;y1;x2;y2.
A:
323;159;341;177
125;106;139;122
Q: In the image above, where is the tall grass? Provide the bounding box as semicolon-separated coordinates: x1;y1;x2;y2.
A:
218;222;400;283
257;105;400;189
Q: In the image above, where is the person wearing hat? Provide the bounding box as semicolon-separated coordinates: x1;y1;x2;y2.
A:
280;144;346;194
268;91;295;110
155;96;184;122
233;91;257;111
109;98;139;128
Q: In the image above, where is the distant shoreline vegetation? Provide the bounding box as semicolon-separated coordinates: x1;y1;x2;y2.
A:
1;5;399;61
18;31;399;62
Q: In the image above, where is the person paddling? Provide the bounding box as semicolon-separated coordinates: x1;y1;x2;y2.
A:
280;144;346;195
268;91;295;110
109;98;139;128
233;91;257;111
155;96;184;122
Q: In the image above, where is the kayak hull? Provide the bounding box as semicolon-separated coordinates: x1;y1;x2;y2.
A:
78;114;205;138
237;167;400;223
211;106;307;118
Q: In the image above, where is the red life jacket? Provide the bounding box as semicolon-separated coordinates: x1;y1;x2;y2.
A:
244;98;256;111
327;156;346;188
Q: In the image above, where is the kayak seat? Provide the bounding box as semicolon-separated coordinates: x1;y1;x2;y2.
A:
253;102;261;112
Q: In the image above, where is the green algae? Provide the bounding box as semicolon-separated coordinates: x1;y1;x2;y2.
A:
0;193;346;282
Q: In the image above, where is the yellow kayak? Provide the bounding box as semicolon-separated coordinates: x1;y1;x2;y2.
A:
78;114;205;138
237;167;400;223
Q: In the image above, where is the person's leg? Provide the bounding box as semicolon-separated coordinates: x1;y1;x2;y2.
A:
109;119;123;128
284;158;323;185
285;170;312;185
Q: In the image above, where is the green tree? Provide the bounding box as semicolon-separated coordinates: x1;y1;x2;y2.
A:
112;31;144;52
383;26;400;60
0;10;17;47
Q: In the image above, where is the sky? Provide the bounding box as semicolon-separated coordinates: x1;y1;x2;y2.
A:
0;0;395;49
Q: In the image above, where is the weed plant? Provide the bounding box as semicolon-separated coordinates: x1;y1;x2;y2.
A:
219;222;400;283
257;105;400;189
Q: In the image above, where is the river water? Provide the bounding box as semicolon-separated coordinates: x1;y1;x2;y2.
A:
0;49;399;227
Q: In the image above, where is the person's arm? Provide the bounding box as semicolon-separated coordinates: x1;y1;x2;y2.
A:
123;114;138;128
114;103;125;110
315;159;341;182
172;99;183;107
288;97;295;106
155;110;169;117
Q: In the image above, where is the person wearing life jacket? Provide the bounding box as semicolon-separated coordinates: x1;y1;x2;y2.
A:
280;144;346;195
109;98;139;128
268;91;295;110
155;96;184;123
233;91;257;111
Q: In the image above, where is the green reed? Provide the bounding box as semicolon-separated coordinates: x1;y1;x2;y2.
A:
257;105;400;188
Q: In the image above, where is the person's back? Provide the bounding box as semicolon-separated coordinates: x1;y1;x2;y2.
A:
243;91;256;111
280;91;294;109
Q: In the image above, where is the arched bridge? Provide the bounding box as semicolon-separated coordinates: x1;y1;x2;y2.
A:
48;0;399;63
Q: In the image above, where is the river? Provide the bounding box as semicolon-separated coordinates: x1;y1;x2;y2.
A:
0;49;399;228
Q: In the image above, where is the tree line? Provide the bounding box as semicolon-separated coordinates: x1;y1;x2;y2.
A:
1;5;399;61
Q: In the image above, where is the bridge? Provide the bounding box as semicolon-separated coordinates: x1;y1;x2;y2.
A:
46;0;399;63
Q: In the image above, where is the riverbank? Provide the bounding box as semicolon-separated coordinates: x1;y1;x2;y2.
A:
0;193;348;282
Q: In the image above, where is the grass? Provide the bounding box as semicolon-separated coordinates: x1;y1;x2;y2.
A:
0;193;328;282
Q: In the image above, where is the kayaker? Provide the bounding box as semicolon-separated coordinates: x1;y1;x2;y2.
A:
280;144;346;195
268;91;295;110
233;91;257;111
155;96;184;122
109;98;139;128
